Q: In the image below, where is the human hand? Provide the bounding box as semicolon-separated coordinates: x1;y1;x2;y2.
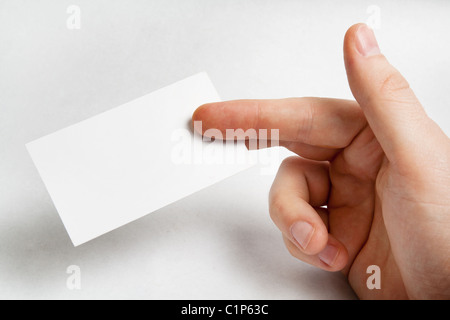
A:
192;24;450;299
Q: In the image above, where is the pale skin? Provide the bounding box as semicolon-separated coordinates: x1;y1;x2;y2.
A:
192;24;450;299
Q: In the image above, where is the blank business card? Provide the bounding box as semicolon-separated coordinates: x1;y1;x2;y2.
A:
26;73;254;246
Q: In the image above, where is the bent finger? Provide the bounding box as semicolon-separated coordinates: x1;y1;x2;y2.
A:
269;156;331;255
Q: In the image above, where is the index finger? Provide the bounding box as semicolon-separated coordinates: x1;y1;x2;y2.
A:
192;98;366;149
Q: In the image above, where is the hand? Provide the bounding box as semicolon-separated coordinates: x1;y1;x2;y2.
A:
192;24;450;299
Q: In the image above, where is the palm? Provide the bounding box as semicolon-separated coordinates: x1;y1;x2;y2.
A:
327;125;406;298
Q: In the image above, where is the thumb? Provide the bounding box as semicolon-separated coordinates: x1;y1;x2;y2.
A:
343;23;432;162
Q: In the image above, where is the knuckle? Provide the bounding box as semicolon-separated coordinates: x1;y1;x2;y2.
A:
280;155;301;168
295;98;315;144
279;155;316;174
378;68;411;100
268;191;286;220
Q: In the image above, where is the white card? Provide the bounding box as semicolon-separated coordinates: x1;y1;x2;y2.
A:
26;73;254;246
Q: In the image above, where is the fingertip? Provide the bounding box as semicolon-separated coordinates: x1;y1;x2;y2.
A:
344;23;383;72
344;23;365;44
318;237;349;271
192;103;207;123
192;103;216;135
343;23;364;56
343;23;363;74
291;220;329;256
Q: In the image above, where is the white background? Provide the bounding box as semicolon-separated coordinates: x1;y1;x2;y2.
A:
1;0;449;299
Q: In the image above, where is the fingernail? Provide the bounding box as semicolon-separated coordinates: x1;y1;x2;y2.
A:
356;24;381;57
318;244;340;267
291;221;314;250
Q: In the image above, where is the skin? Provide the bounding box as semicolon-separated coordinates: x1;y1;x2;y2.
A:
192;24;450;299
